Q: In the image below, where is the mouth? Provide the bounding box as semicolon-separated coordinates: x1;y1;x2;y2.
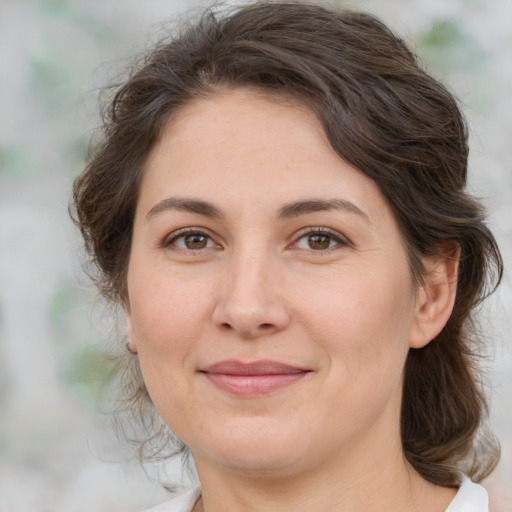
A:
200;360;311;396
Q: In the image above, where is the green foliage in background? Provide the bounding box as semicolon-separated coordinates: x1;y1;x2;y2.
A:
417;18;486;73
0;147;37;178
416;17;492;110
50;282;118;411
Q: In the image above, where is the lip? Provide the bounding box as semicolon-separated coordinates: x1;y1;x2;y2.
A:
200;360;311;396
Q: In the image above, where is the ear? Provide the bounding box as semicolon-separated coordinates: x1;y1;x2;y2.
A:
409;246;460;349
124;306;138;355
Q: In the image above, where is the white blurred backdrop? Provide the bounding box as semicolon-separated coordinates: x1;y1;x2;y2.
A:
0;0;510;511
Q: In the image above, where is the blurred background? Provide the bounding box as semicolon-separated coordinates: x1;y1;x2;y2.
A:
0;0;510;510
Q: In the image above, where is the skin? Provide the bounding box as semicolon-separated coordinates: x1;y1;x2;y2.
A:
125;88;459;512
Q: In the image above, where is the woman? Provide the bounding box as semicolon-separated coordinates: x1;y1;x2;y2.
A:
72;2;503;511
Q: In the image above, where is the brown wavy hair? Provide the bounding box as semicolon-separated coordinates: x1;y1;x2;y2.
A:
72;1;503;486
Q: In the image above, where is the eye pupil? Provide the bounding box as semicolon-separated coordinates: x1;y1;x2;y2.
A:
308;234;331;250
185;234;208;249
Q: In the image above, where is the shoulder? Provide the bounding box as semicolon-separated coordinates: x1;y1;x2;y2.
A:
445;477;489;512
140;486;201;512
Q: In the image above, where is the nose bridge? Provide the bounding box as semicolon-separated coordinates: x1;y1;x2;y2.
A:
213;241;289;337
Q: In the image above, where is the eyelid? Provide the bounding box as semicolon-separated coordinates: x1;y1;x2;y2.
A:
291;226;352;251
161;227;221;251
159;225;350;252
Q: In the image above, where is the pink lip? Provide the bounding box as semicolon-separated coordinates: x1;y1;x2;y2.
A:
201;360;310;396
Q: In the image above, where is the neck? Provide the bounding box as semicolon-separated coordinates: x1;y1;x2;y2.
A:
192;429;456;512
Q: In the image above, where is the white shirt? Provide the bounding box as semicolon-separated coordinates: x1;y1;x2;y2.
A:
142;486;200;512
142;477;488;512
445;477;489;512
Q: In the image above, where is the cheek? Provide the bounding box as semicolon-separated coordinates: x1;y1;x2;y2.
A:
297;266;414;376
128;267;212;355
127;278;200;418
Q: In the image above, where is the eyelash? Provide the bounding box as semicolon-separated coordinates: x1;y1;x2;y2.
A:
161;227;351;253
292;227;351;253
162;227;219;252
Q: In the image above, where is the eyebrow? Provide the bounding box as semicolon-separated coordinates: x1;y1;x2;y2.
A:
146;198;224;220
278;199;370;223
146;197;370;223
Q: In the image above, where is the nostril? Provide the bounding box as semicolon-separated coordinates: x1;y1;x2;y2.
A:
260;323;274;330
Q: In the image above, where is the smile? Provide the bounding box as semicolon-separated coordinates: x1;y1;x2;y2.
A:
200;360;311;396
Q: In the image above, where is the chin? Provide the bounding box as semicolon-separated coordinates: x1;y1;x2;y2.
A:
191;421;310;476
207;449;306;478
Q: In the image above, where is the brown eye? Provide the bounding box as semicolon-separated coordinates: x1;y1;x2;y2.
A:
307;234;332;250
184;233;209;250
294;229;348;252
166;230;217;251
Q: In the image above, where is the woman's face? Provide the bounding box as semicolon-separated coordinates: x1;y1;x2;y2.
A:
125;89;427;477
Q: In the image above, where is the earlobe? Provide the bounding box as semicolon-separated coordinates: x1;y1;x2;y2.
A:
124;308;138;355
409;247;460;349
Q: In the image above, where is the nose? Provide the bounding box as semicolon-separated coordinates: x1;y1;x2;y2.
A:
212;249;291;339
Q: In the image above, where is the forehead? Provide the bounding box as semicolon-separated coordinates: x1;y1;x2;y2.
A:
152;88;325;163
140;88;390;224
